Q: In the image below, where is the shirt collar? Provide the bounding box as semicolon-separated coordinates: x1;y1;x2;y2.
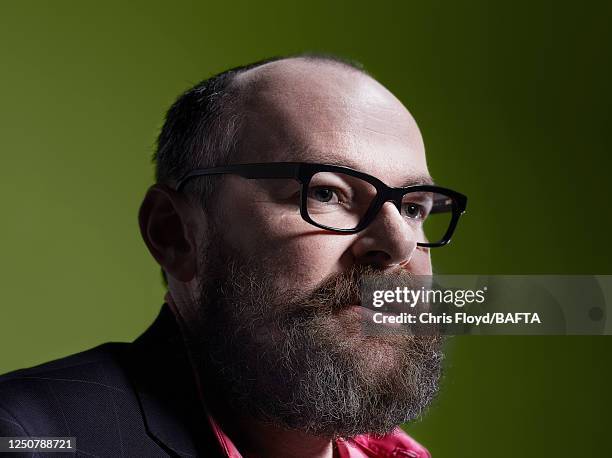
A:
207;414;430;458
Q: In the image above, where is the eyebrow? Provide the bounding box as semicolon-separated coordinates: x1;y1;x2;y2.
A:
287;144;436;187
399;174;436;187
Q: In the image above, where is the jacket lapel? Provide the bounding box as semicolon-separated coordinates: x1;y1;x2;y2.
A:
124;304;223;457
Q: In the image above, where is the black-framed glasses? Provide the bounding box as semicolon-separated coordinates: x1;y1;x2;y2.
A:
176;162;467;247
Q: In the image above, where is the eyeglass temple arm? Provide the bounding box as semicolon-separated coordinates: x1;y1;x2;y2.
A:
176;163;302;191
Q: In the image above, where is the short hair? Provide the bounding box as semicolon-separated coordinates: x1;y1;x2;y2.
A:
152;53;366;287
153;53;366;205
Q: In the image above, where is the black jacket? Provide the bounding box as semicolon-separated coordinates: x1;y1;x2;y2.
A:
0;305;224;457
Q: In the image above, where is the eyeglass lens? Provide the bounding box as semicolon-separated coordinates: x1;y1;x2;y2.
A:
305;171;454;244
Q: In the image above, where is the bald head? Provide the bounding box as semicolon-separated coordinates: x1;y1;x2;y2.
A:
231;58;426;177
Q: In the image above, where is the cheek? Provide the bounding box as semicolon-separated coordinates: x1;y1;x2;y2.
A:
264;215;352;289
219;195;350;289
273;235;349;289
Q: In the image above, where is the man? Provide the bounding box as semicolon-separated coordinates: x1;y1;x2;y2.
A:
0;55;466;457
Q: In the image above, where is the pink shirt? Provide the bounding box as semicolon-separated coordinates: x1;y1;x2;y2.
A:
207;413;431;458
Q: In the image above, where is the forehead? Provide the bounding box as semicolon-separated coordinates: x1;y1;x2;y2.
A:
232;58;430;187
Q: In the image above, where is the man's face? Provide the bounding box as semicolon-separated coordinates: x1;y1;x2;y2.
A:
221;60;433;283
190;59;442;437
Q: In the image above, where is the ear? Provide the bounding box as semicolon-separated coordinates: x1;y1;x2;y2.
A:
138;184;198;282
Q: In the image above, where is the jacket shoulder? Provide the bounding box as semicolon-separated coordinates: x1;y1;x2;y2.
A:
0;342;126;382
0;342;131;425
0;343;169;456
0;343;122;428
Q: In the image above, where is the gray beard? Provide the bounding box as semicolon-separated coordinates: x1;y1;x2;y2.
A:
191;232;444;439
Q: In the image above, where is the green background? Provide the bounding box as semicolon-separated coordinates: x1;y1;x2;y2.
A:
1;1;611;456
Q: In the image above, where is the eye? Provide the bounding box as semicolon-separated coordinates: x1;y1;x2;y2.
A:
309;187;340;204
402;202;425;219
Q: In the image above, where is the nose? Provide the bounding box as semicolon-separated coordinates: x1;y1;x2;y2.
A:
350;201;418;268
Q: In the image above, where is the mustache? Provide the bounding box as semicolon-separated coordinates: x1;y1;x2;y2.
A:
273;264;416;320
